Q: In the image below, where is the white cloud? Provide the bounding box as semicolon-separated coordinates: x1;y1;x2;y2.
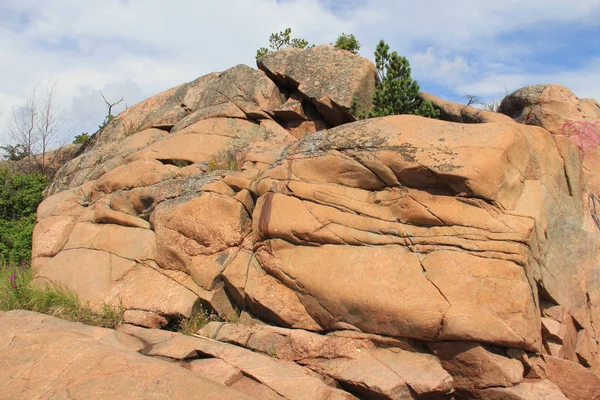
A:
1;0;599;146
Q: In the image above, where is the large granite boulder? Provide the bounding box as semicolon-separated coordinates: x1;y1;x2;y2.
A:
258;44;376;126
28;47;600;398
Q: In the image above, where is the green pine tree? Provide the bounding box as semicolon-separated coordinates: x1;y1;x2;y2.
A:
365;40;438;119
256;28;310;60
72;133;89;145
333;33;360;54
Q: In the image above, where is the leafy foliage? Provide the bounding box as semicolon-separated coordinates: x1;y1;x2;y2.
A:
0;144;29;161
73;132;89;144
0;168;47;264
361;40;439;119
0;264;123;328
334;33;361;54
256;28;310;59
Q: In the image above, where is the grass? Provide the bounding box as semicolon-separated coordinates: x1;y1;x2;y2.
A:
1;263;241;334
176;301;224;335
207;149;240;172
0;263;123;329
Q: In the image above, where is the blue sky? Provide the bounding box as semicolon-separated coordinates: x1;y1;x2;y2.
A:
1;0;599;146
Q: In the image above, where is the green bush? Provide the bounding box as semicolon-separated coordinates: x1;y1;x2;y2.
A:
0;168;47;264
0;144;29;161
256;28;310;59
334;33;360;54
73;133;89;144
358;40;439;119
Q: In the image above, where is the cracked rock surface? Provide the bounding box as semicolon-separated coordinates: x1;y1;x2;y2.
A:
24;46;600;399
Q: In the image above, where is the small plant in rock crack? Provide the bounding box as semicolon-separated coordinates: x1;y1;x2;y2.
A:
177;301;223;335
207;149;239;172
267;345;279;359
79;190;91;207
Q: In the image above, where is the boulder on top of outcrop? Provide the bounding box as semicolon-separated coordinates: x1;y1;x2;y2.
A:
420;92;514;124
499;84;600;136
258;45;376;125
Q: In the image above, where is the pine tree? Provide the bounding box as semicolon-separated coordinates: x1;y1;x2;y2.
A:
256;28;310;59
334;33;360;54
367;40;438;119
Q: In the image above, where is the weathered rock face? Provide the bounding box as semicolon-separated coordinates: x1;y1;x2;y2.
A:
30;46;600;399
498;84;600;208
498;84;600;379
258;45;376;126
499;84;600;135
1;310;351;400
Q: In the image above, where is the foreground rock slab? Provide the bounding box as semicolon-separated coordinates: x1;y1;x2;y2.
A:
0;311;254;400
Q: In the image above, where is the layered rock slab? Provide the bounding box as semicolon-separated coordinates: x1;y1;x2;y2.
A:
248;115;579;351
0;311;254;400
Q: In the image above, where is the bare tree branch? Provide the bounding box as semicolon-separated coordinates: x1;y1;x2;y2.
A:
6;79;68;177
100;92;124;118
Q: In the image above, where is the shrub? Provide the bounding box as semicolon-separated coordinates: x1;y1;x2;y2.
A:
175;300;227;335
0;263;123;328
0;144;29;161
360;40;439;119
72;133;89;145
256;28;310;59
0;168;47;265
334;33;360;54
207;149;239;172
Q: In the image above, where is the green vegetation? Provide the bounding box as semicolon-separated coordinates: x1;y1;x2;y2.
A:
73;132;89;144
0;264;123;328
256;27;310;59
177;310;215;335
334;33;360;54
0;168;47;265
0;144;29;161
176;301;225;335
207;149;239;172
364;40;438;119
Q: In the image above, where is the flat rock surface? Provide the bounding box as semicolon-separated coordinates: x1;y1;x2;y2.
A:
0;311;254;400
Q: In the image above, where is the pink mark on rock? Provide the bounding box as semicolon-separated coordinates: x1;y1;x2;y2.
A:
561;121;600;153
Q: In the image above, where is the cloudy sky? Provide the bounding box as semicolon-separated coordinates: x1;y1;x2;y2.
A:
1;0;599;147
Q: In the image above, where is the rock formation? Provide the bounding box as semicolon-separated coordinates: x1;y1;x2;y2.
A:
16;45;600;399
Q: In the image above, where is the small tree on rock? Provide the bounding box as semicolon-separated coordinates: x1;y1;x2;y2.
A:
0;144;29;161
462;94;482;106
334;33;360;54
364;40;438;119
72;133;89;145
256;28;310;59
99;93;124;130
6;80;69;176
